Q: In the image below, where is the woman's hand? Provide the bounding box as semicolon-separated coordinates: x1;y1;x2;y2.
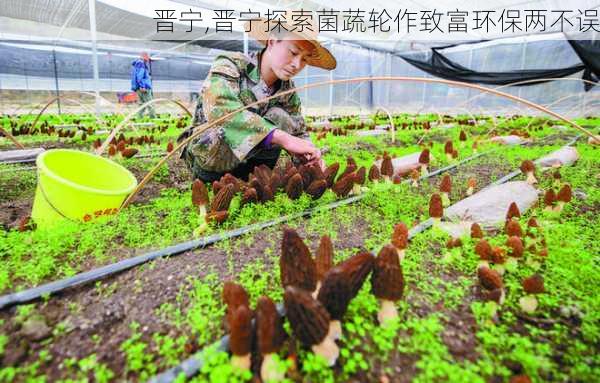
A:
271;129;322;165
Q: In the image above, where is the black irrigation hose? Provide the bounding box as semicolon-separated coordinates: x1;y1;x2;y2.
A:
0;144;502;309
147;133;584;383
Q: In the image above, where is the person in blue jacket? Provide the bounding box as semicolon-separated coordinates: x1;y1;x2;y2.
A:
131;52;156;118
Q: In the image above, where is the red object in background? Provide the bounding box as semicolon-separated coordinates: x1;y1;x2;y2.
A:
117;92;138;103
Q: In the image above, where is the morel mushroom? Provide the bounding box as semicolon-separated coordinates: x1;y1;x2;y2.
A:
391;222;409;261
506;202;521;221
471;222;484;239
286;173;304;200
368;164;381;183
121;148;138;159
315;235;334;292
241;187;258;206
306;179;328;200
336;251;375;298
491;246;507;275
222;281;250;328
429;193;443;225
280;228;317;294
352;167;366;195
256;296;286;382
206;210;228;224
477;266;505;304
323;162;340;188
439;175;452;207
505;236;524;270
332;173;354;198
410;168;420;187
459;130;467;143
371;245;404;325
317;268;354;341
444;140;454;161
284;286;339;366
544;189;557;211
466;177;476;196
418;149;430;176
211;183;234;213
505;220;523;238
166;141;174;153
191;180;210;234
556;184;572;212
380;154;394;181
520;160;537;184
519;274;544;314
229;305;253;371
475;239;493;268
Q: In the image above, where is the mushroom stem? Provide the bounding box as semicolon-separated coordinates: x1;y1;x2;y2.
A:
446;153;453;162
420;164;429;177
231;353;251;371
260;353;286;382
411;179;419;187
555;201;565;212
477;260;490;269
383;175;391;183
352;183;362;196
327;320;342;341
395;248;406;262
466;186;474;196
492;264;505;276
432;217;441;227
193;205;208;237
377;299;398;325
525;172;537;185
313;281;322;298
544;206;555;212
441;192;450;207
519;295;538;314
311;335;339;367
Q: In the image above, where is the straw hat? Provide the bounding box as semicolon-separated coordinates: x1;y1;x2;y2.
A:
244;11;337;70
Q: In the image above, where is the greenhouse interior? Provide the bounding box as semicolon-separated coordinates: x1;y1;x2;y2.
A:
0;0;599;382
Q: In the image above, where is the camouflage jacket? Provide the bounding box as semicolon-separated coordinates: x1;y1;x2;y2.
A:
181;49;307;173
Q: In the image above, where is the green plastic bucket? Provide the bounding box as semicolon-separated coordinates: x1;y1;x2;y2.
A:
31;149;138;229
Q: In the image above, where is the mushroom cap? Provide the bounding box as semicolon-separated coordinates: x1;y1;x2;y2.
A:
505;236;524;258
280;228;317;292
520;160;535;173
284;286;330;346
557;184;572;203
285;173;304;200
391;222;409;250
491;247;506;264
368;164;381;181
241;187;258;205
269;172;282;192
324;162;340;188
346;156;357;168
210;183;235;212
371;244;404;301
522;274;544;294
429;193;443;218
256;296;286;355
298;164;314;188
471;223;484;239
380;156;394;177
191;180;209;207
410;168;420;180
306;179;328;200
467;178;476;188
527;217;539;228
282;166;299;188
544;189;557;206
418;149;430;165
475;239;493;261
478;266;503;290
459;130;467;141
316;235;334;281
440;175;452;193
206;210;229;224
332;173;355;198
444;140;454;154
505;220;523;237
222;281;249;310
317;268;354;320
339;164;357;181
336;251;375;298
121;147;138;159
308;163;325;182
354;166;366;185
229;304;253;356
506;202;521;220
